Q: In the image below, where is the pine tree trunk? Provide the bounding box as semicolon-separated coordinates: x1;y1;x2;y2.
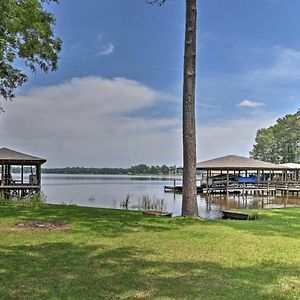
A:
181;0;198;217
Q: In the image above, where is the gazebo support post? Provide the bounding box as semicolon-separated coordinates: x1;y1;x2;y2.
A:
1;164;3;186
206;170;209;194
37;164;42;188
226;169;229;195
21;165;24;184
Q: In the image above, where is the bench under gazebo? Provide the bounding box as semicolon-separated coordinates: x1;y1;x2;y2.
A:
0;148;46;198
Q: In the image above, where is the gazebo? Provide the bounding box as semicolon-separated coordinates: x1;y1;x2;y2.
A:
0;148;46;198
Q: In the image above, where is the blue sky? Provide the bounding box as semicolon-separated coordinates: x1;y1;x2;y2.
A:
1;0;300;167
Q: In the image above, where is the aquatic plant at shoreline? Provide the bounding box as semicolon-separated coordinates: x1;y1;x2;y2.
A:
120;193;131;210
131;194;166;212
88;195;95;202
0;192;46;207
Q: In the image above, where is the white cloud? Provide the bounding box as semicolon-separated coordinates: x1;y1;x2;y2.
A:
198;102;219;109
96;32;114;55
237;99;264;108
199;46;300;110
97;33;103;42
99;43;114;56
70;33;115;58
197;116;277;161
248;46;300;83
199;32;218;49
0;76;279;167
0;77;180;167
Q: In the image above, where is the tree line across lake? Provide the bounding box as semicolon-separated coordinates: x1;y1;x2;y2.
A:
12;164;179;175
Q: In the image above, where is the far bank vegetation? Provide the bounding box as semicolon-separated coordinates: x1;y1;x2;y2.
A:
12;164;179;175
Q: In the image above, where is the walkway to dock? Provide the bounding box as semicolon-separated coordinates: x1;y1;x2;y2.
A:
207;181;300;196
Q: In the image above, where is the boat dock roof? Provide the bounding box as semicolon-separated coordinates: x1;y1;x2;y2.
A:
196;155;289;170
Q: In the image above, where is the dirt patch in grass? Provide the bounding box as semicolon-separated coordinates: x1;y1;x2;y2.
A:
9;220;71;231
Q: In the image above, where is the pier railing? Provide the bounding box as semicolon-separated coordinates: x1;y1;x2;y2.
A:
165;180;300;196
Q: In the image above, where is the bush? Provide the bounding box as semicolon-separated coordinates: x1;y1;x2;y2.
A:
0;192;45;207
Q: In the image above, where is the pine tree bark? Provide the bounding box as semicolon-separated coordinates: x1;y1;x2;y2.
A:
181;0;198;217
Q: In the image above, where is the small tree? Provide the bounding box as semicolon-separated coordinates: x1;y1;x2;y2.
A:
0;0;62;100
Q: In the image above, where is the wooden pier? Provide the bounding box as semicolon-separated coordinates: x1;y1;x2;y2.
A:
164;185;203;193
0;185;41;198
164;181;300;197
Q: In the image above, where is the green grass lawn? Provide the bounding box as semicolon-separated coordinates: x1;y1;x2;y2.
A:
0;204;299;300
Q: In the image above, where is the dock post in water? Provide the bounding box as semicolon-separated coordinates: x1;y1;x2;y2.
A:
173;179;176;194
206;170;209;194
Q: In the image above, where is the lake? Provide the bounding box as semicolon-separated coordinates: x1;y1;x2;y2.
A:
39;174;300;219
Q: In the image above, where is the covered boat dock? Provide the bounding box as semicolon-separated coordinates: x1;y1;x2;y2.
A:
197;155;295;195
165;155;300;195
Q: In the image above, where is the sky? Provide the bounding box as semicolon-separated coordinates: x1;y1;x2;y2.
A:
1;0;300;167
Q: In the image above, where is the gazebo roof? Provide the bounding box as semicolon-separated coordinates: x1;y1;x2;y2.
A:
0;148;46;164
196;155;288;170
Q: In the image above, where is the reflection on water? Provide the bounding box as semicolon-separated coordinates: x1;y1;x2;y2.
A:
202;194;300;219
38;174;300;219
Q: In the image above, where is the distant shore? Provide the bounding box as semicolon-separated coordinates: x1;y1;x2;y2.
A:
42;165;179;175
13;164;180;176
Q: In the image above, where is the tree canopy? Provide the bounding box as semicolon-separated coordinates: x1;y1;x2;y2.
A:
250;110;300;163
0;0;61;100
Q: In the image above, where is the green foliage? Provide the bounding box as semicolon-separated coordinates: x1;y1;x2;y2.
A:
120;193;131;209
26;192;45;207
250;110;300;163
139;194;165;211
11;166;33;173
0;0;61;99
131;194;166;211
0;195;9;205
41;164;178;175
0;192;45;206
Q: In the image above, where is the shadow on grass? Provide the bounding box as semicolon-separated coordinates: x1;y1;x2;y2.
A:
0;242;299;299
0;205;179;237
1;205;300;239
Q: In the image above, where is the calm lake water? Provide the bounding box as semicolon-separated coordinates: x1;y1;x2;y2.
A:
39;174;300;219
